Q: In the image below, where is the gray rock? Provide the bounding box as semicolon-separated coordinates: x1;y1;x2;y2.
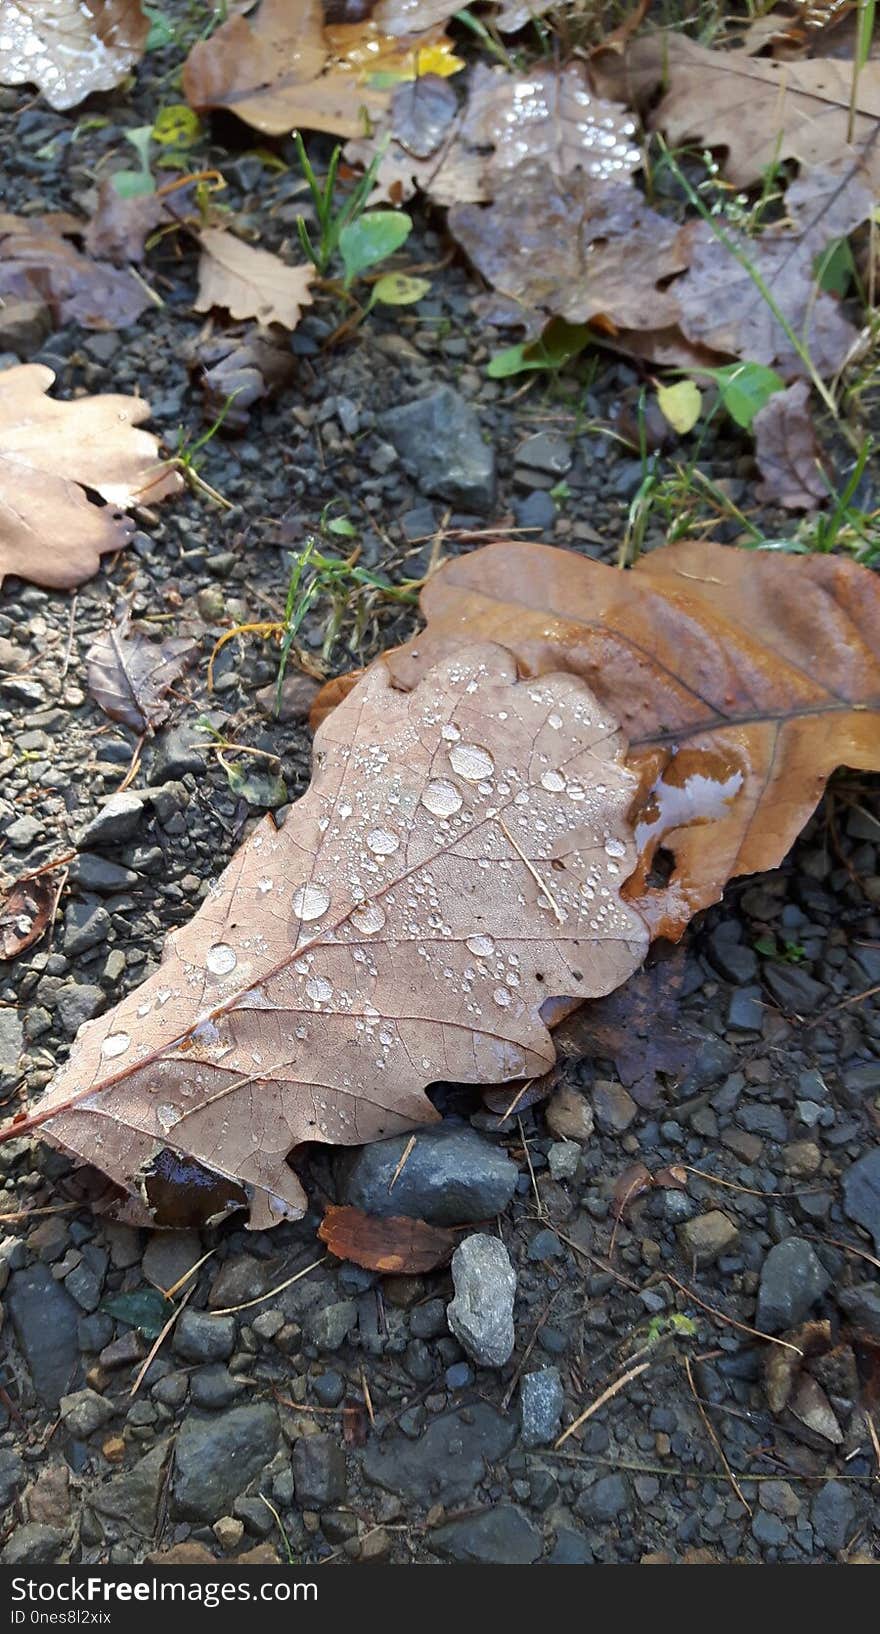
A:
362;1403;515;1505
409;1298;447;1340
548;1140;580;1181
142;1230;203;1292
90;1441;171;1535
836;1281;880;1336
0;1007;23;1069
173;1310;236;1363
811;1481;856;1553
676;1210;739;1267
172;1405;279;1520
59;1389;115;1439
379;387;496;513
69;854;138;895
3;815;44;847
0;1447;25;1508
575;1473;630;1523
842;1148;880;1253
592;1080;637;1132
7;1263;82;1407
0;298;52;357
64;1259;103;1312
514;490;555;532
430;1506;541;1564
56;983;105;1035
292;1434;347;1506
447;1234;516;1368
340;1124;517;1224
62;901;111;956
147;724;207;784
308;1299;358;1352
515;431;571;475
763;964;826;1012
208;1256;267;1309
76;792;145;850
756;1238;831;1333
0;1524;66;1564
520;1368;564;1447
190;1366;245;1411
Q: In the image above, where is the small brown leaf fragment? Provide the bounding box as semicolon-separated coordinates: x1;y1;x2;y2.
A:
319;1205;456;1272
385;539;880;941
26;643;647;1228
191;328;296;430
309;670;362;732
342;1403;368;1446
0;0;149;111
0;365;182;592
790;1373;844;1442
563;944;696;1105
84;182;167;267
86;608;197;735
752;380;828;510
612;1162;653;1220
0;875;53;961
195;229;316;331
0;213;152;331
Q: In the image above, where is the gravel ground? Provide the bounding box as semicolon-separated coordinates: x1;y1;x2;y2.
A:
0;12;879;1567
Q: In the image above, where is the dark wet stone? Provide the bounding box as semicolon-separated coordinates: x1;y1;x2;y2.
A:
361;1404;515;1505
836;1282;880;1336
0;1524;66;1564
756;1238;831;1332
292;1434;347;1507
90;1441;171;1536
842;1148;880;1253
172;1405;279;1520
379;388;495;514
810;1482;856;1553
7;1263;82;1407
430;1506;541;1564
575;1473;630;1523
339;1124;517;1224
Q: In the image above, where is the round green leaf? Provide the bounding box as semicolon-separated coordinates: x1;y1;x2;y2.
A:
339;211;412;285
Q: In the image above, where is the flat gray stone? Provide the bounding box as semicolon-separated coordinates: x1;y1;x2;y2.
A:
380;387;495;514
339;1124;517;1225
430;1506;541;1564
172;1405;279;1521
7;1263;82;1407
362;1403;515;1505
447;1234;516;1368
756;1237;831;1333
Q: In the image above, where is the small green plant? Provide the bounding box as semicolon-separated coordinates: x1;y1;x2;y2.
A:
487;318;593;379
292;133;411;284
112;126;155;197
754;935;807;963
168;392;241;506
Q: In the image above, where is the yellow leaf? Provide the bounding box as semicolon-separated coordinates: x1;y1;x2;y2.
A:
326;23;464;84
657;379;702;434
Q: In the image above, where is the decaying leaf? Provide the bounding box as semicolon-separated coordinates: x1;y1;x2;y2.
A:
86;608;197;735
450;162;688;333
596;32;880;188
570;944;698;1106
0;874;54;961
182;0;446;136
752;379;829;509
390;72;458;158
0;365;182;592
384;539;880;940
611;1161;653;1220
0;212;152;331
195;229;316;330
0;0;148;111
318;1204;456;1271
674;167;871;381
191;328;297;429
22;645;648;1229
84;182;167;266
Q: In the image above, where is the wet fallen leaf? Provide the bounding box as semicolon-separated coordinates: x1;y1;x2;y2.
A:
0;0;148;111
0;212;153;330
182;0;432;136
569;945;698;1105
195;229;316;330
22;644;647;1229
674;167;872;381
84;181;167;266
192;328;297;429
390;72;457;158
611;1161;653;1220
596;32;880;188
449;162;688;333
384;538;880;940
86;607;197;735
318;1204;456;1271
0;364;182;592
752;379;829;510
0;874;54;961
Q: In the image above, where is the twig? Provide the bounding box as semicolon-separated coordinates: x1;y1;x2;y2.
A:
518;1116;545;1219
361;1366;375;1427
555;1360;652;1449
684;1355;752;1516
502;1291;560;1412
388;1136;416;1193
666;1273;803;1355
211;1255;326;1315
498;818;564;924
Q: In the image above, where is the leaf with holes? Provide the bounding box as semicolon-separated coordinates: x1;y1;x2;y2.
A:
0;365;181;592
14;645;647;1230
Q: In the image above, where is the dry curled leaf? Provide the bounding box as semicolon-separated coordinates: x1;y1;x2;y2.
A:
318;1204;456;1271
384;539;880;940
752;380;829;509
195;229;316;330
0;365;182;592
0;212;152;331
596;32;880;188
449;162;688;335
191;327;297;430
0;0;148;110
611;1161;653;1220
86;608;197;735
20;644;648;1230
0;874;54;961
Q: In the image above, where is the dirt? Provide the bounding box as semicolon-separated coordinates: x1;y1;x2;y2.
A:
0;4;878;1568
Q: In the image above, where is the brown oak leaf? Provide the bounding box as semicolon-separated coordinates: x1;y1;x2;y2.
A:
752;380;829;509
86;607;198;735
319;1205;456;1271
194;229;316;330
